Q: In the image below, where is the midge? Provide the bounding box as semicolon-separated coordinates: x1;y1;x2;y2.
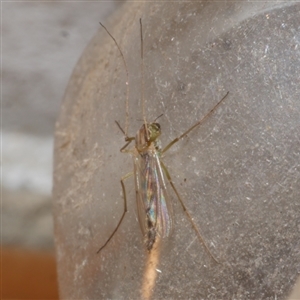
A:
97;19;228;262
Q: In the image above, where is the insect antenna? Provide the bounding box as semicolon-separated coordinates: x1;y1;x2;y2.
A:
153;113;164;122
99;22;130;137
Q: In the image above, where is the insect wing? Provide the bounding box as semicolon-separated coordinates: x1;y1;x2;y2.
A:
134;150;173;241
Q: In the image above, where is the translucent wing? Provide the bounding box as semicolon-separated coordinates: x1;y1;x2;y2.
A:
134;149;173;249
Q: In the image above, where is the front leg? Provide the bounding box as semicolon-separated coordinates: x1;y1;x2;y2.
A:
162;92;229;154
115;120;135;152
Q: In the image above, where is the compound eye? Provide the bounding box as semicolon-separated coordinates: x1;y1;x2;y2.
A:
155;123;160;129
153;123;161;132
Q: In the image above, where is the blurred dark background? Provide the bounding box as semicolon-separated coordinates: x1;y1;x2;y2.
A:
2;2;118;299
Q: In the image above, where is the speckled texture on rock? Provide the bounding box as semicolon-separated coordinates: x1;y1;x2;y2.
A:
53;2;300;299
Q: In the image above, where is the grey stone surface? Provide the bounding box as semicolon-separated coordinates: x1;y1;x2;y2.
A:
53;1;300;299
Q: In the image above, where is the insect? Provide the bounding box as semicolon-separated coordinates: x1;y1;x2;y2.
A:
97;19;228;262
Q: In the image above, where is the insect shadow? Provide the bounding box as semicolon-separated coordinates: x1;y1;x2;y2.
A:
97;19;229;263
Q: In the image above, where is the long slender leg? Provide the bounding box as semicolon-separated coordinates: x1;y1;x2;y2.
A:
99;23;130;136
162;92;229;154
96;172;133;253
139;18;149;141
120;138;135;152
115;120;135;152
161;162;220;263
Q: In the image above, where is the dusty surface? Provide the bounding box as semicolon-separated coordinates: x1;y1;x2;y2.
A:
53;1;300;299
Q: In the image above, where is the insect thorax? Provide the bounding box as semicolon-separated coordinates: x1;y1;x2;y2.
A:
135;123;162;153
